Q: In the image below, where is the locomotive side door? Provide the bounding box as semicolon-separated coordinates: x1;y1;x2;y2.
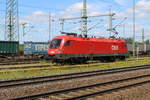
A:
89;39;94;59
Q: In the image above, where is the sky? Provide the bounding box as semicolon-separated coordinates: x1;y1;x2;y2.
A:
0;0;150;42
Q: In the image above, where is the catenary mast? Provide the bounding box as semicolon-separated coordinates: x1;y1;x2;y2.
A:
60;0;115;37
81;0;88;36
5;0;19;41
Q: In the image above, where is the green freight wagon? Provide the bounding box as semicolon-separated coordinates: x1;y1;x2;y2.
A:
0;41;19;55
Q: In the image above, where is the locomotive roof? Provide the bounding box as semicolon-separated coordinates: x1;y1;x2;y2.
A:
53;35;126;42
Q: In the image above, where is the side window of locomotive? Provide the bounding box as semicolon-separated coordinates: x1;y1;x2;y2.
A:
64;40;71;46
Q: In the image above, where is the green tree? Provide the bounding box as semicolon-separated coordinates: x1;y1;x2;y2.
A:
125;38;133;44
145;40;150;44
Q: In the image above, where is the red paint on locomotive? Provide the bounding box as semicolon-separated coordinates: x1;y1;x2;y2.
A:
48;35;128;55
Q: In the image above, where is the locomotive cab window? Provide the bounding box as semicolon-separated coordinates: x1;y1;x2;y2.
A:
50;39;62;49
64;40;71;46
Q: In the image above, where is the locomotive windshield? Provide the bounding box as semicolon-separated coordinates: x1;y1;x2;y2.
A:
50;39;62;49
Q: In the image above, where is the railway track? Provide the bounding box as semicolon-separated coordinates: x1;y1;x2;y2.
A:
8;74;150;100
0;65;50;70
0;61;100;70
0;61;40;65
0;64;150;89
0;57;145;66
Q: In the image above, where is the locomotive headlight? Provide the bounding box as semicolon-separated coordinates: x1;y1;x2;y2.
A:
50;51;55;54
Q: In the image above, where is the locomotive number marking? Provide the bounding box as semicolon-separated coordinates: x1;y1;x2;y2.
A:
112;45;119;50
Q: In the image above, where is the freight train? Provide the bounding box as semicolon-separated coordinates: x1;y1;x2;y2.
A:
47;33;128;63
24;42;49;55
127;43;150;55
23;41;150;56
0;41;49;60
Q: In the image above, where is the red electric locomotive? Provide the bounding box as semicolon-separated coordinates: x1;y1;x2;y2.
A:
48;33;128;63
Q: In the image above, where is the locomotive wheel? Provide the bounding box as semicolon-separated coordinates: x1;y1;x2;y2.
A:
69;58;89;64
119;56;126;61
109;57;116;62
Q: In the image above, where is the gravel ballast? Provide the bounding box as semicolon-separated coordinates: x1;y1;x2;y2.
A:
0;68;150;100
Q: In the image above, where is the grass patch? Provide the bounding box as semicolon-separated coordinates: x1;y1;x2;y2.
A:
39;60;51;65
0;57;150;80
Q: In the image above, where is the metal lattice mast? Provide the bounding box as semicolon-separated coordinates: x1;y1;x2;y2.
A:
5;0;19;41
109;8;112;36
81;0;88;36
132;0;136;57
60;0;116;37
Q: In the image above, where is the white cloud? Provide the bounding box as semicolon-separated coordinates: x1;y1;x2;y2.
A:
20;11;57;25
136;0;150;18
32;11;46;15
88;11;102;16
126;0;150;18
60;2;92;18
24;11;48;24
115;0;131;6
136;0;150;11
59;2;108;18
65;2;83;13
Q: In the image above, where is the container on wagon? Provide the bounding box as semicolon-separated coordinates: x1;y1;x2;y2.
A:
24;42;49;55
0;41;19;55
